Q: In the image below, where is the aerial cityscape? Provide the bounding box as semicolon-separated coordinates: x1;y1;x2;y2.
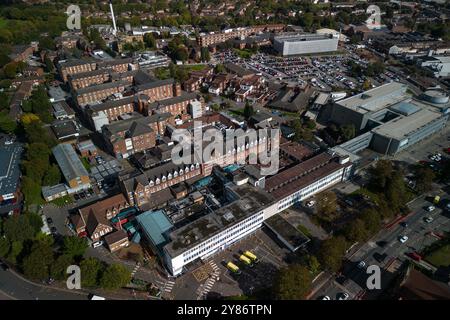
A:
0;0;450;304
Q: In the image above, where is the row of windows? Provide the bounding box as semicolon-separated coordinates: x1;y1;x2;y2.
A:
181;213;264;263
278;170;344;210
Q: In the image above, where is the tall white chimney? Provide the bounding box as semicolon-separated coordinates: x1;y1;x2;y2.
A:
109;0;117;36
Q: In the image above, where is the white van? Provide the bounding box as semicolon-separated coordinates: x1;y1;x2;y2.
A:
92;241;103;248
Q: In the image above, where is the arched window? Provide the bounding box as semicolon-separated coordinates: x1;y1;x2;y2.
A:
149;180;154;187
162;175;166;182
155;178;160;185
168;173;172;180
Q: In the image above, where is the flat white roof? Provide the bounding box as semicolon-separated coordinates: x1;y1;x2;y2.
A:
336;82;407;114
372;104;443;140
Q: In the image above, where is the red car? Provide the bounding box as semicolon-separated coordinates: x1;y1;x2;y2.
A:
444;148;450;154
407;252;422;261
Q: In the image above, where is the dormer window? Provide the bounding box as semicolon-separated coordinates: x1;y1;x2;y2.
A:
156;178;160;185
185;166;190;172
149;180;154;187
174;171;178;178
168;173;172;180
179;169;184;175
191;164;195;171
195;163;200;169
162;175;167;182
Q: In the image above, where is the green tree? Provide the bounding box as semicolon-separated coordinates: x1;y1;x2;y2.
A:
306;255;321;275
100;264;132;290
80;258;103;288
340;124;356;141
243;102;254;119
0;111;17;134
22;241;54;281
0;238;11;258
318;236;348;272
361;208;382;235
26;212;43;235
414;167;435;193
3;62;17;78
43;164;61;186
6;241;23;264
21;176;43;206
343;218;369;243
316;191;338;219
273;265;313;299
3;214;35;242
62;236;88;259
143;33;156;49
50;255;74;280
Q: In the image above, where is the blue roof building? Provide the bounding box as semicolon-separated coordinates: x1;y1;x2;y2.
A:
135;209;173;254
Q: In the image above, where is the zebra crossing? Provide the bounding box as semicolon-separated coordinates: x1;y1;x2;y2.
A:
196;261;221;300
131;263;141;277
154;278;176;293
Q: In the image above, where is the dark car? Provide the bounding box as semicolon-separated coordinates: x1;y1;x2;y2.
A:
50;226;57;234
1;262;9;271
46;217;53;224
373;252;388;263
376;241;388;248
400;221;408;228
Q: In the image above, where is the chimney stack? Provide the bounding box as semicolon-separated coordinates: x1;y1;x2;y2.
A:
109;0;117;36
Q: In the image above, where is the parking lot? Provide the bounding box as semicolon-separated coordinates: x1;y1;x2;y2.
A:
173;228;290;300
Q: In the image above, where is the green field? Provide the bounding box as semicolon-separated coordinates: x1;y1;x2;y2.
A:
426;244;450;268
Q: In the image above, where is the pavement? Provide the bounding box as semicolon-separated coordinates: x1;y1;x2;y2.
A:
0;267;88;300
311;190;450;300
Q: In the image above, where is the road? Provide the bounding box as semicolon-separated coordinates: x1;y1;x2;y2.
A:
313;191;450;300
0;268;88;300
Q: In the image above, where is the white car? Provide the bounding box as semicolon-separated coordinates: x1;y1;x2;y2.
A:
424;217;434;223
306;200;315;208
399;235;409;243
92;241;104;248
357;261;366;269
426;206;435;212
338;292;349;300
322;296;331;300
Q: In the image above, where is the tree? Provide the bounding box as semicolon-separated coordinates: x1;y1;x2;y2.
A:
318;236;348;272
6;241;23;264
316;191;338;219
50;255;74;280
22;241;54;280
26;212;43;235
0;111;17;134
214;64;225;73
243;102;254;119
361;208;382;235
43;164;61;186
201;47;210;62
100;264;132;290
143;33;156;49
38;36;55;51
414;167;435;193
62;236;88;259
80;258;103;288
3;214;35;242
306;255;321;275
3;62;17;78
0;237;11;258
340;124;356;141
273;265;313;299
343;218;369;243
21;176;42;206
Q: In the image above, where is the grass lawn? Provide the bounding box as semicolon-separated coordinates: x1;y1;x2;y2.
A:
50;195;73;207
81;157;92;171
426;244;450;268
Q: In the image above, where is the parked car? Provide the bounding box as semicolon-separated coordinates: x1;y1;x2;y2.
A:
50;226;57;234
426;205;435;212
0;262;9;271
400;221;408;228
306;200;315;208
322;296;331;300
424;216;434;223
407;252;422;262
46;217;53;224
92;240;104;248
357;261;366;269
338;292;349;300
373;252;387;263
399;235;409;243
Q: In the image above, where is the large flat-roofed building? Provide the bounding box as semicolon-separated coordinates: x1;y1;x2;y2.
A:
273;33;339;56
52;144;91;192
330;82;449;157
75;80;130;106
0;144;23;203
159;184;277;276
370;101;448;155
330;82;408;131
265;152;353;211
